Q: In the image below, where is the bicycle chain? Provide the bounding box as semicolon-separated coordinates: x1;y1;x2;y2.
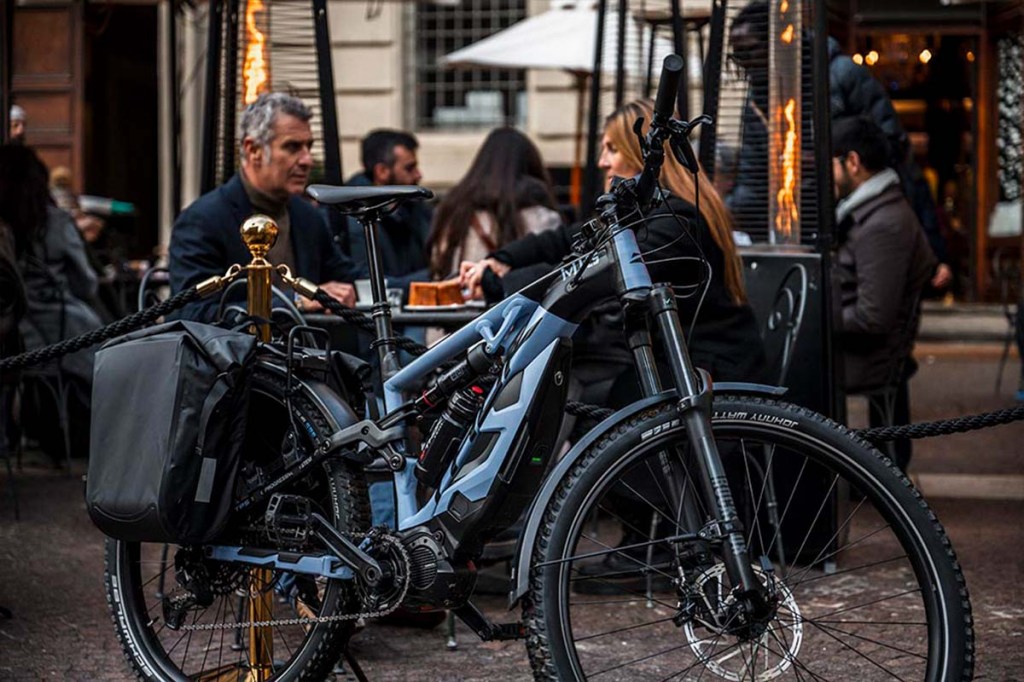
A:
177;532;411;632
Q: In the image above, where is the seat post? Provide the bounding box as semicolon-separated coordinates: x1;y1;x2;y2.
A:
359;210;400;380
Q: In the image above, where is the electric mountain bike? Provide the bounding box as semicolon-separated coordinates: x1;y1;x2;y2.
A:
104;56;973;681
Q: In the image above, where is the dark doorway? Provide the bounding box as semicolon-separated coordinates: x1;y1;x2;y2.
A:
83;3;159;261
852;31;980;299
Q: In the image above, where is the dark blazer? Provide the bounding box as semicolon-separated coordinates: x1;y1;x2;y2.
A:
836;185;936;391
169;174;358;322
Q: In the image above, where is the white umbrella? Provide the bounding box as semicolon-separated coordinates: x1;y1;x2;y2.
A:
441;2;674;205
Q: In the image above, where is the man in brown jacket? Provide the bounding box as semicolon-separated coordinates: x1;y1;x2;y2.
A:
832;117;937;470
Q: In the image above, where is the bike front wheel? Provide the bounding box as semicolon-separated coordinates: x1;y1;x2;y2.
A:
525;395;973;681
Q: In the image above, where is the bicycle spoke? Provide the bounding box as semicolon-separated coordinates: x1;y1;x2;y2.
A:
787;554;908;589
589;641;695;678
569;597;664;606
787;522;895;585
567;563;679;610
763;628;832;682
807;587;923;622
197;594;225;673
811;618;927;626
763;456;809;564
738;438;771;560
574;614;678;642
804;617;910;681
644;456;681;525
781;472;840;581
615;477;684;532
570;540;678;583
811;620;927;660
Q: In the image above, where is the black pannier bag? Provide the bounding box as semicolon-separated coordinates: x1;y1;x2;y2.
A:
86;320;257;544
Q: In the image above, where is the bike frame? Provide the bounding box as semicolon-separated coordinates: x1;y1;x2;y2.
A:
358;194;767;604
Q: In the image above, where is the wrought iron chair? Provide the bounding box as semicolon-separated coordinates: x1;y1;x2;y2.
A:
848;292;924;467
763;262;809;386
136;265;171;313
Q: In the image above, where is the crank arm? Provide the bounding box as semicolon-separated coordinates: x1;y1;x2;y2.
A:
453;602;525;642
309;512;384;586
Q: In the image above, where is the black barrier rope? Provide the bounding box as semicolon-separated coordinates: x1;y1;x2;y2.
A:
3;282;1021;446
310;290;430;357
566;400;614;421
0;288;200;373
858;405;1024;443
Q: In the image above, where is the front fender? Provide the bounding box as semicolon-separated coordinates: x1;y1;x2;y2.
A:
507;382;786;607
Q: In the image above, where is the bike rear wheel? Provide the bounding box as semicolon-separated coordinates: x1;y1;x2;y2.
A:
104;369;371;681
525;396;973;681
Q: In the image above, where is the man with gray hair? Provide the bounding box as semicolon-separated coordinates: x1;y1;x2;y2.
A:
170;92;358;321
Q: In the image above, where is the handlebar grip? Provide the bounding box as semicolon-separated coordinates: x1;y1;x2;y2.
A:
653;54;685;121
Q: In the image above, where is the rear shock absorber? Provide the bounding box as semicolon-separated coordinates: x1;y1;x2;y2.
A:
415;385;486;489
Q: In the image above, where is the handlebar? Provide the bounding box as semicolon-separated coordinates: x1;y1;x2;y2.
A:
610;55;710;217
652;54;685;125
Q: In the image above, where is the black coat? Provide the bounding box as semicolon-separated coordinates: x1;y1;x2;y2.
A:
169;174;358;322
494;196;768;384
0;221;26;357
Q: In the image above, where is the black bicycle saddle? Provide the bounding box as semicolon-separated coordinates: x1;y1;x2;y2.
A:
307;184;433;211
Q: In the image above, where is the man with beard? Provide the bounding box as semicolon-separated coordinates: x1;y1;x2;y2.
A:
832;117;936;471
344;129;433;298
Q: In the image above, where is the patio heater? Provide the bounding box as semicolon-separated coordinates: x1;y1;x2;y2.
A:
200;0;342;195
769;0;800;246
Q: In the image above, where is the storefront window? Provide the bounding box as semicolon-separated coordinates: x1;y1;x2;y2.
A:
409;0;527;130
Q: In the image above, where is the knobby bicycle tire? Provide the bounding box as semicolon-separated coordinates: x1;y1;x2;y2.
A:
525;395;973;681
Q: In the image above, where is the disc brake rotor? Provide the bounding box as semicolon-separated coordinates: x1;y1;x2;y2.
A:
680;563;803;681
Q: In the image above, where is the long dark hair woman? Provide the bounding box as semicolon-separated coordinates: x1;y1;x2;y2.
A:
460;99;766;386
427;128;561;279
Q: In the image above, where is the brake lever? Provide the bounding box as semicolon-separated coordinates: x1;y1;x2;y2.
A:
669;139;699;173
667;115;714;173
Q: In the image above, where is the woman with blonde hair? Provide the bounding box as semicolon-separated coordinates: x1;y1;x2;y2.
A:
462;98;766;385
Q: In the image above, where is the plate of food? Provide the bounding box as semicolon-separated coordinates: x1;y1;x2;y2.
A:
400;282;484;311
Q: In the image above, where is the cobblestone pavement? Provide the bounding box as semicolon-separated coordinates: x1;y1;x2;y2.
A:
1;350;1021;680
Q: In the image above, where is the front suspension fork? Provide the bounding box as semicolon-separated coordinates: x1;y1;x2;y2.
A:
638;285;768;611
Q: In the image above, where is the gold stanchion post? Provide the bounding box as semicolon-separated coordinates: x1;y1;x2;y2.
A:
240;214;277;680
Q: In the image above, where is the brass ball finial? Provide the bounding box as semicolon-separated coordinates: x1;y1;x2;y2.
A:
240;214;279;259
